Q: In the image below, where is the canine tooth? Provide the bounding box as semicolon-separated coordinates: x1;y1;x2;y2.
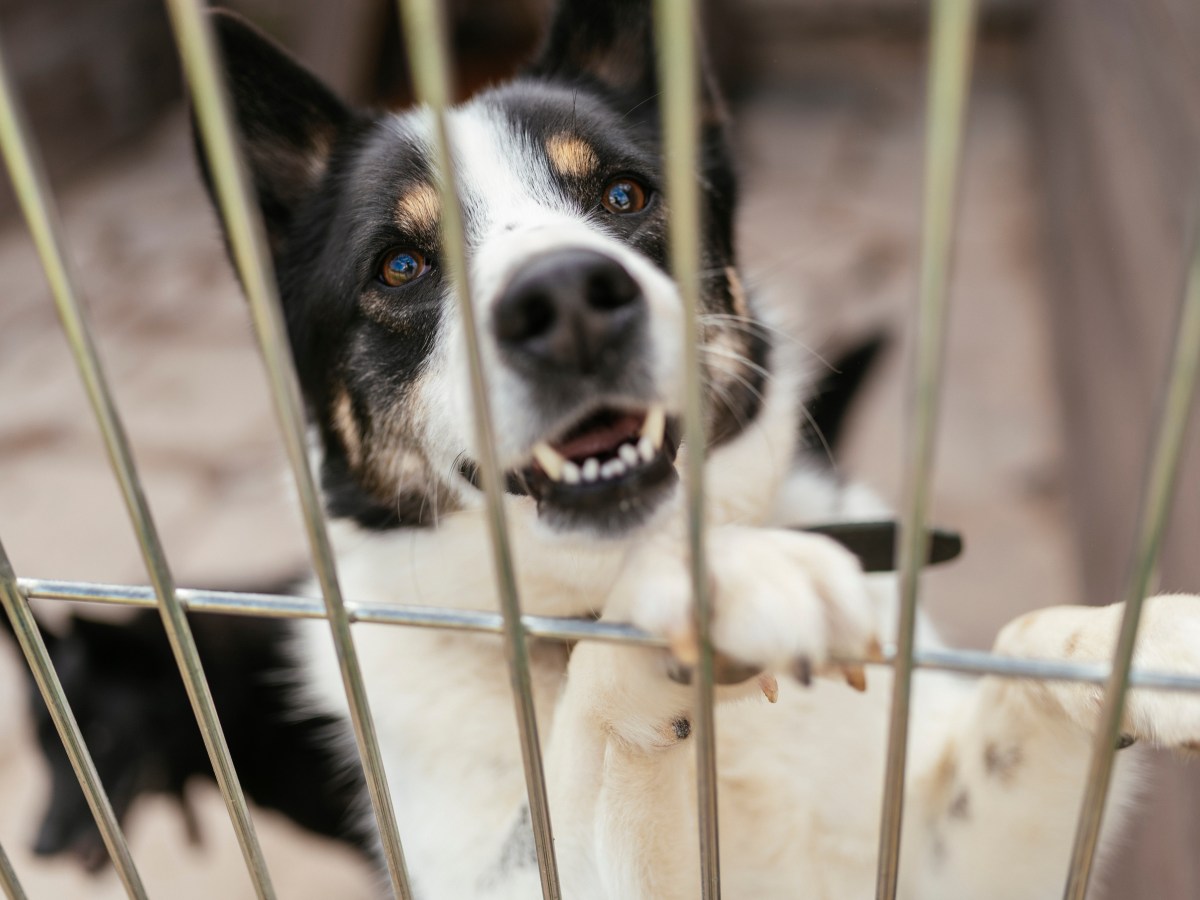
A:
758;673;780;704
532;441;566;480
582;458;600;481
618;443;640;466
600;459;627;479
840;664;868;693
562;461;581;484
637;435;656;463
642;404;666;449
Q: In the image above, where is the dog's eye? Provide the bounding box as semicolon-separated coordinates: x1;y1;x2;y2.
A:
378;249;429;287
601;178;649;215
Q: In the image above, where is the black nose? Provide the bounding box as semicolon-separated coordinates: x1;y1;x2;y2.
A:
493;249;644;375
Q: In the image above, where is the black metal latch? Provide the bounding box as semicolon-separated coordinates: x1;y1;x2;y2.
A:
796;521;963;573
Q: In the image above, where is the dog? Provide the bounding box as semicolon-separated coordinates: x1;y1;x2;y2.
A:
3;606;368;869
197;4;1200;898
6;334;884;875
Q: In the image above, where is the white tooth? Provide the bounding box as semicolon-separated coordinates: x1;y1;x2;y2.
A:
637;435;656;463
642;404;666;449
562;461;581;484
600;459;627;479
619;443;640;466
582;458;600;481
532;442;565;481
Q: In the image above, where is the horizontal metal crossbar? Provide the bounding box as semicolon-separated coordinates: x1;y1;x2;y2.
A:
20;578;1200;694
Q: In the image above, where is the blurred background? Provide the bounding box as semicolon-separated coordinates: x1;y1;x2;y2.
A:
0;0;1198;896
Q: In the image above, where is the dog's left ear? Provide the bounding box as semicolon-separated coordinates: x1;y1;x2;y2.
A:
528;0;725;122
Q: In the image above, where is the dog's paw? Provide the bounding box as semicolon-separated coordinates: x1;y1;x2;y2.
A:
997;593;1200;750
605;526;880;693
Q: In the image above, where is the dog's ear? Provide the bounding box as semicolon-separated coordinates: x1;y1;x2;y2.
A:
195;11;354;249
529;0;724;121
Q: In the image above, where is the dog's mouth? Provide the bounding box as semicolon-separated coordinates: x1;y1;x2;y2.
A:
463;403;682;533
525;403;681;532
529;404;677;485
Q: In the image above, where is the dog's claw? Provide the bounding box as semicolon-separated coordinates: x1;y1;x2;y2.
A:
758;673;779;703
865;637;885;664
841;664;868;693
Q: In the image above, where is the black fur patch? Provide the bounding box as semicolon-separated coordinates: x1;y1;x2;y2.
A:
12;602;369;867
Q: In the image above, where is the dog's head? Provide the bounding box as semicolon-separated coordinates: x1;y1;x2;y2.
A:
202;1;769;537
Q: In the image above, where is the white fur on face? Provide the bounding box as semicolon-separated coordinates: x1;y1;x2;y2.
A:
393;103;685;477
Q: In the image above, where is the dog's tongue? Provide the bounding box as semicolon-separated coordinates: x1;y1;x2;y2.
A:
553;412;643;462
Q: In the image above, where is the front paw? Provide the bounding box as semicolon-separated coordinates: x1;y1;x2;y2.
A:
999;594;1200;750
1117;594;1200;750
607;526;881;694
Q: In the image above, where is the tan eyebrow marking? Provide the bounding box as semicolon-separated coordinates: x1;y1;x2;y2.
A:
546;133;599;178
395;183;440;233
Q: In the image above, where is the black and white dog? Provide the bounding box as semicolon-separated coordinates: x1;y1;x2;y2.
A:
197;3;1200;897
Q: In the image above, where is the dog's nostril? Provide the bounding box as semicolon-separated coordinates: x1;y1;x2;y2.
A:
495;291;556;344
585;267;639;312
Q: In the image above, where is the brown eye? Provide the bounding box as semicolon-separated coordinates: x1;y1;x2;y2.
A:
601;177;649;215
378;249;429;287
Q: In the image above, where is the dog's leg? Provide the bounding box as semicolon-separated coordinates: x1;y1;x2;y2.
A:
901;593;1200;899
541;525;880;900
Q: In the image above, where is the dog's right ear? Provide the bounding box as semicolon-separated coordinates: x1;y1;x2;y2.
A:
196;11;354;250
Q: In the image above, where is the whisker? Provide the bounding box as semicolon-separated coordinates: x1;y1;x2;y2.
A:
705;350;836;469
622;90;662;119
701;312;837;372
796;400;837;472
700;343;773;383
700;355;767;409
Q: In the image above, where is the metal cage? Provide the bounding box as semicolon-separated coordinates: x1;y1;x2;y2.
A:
1;2;1199;899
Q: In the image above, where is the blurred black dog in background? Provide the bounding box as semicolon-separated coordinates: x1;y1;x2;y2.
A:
1;603;370;869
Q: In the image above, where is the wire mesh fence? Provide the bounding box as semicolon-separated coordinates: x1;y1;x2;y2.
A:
0;2;1199;900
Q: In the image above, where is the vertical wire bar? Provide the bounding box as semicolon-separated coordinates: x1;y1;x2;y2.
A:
161;3;413;896
653;2;721;896
1062;228;1200;900
0;552;142;900
875;2;978;897
0;28;276;900
0;837;26;900
393;2;561;896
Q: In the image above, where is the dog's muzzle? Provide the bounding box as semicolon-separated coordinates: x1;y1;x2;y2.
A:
484;248;680;534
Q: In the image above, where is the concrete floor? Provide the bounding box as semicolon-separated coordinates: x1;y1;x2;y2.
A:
0;47;1081;899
